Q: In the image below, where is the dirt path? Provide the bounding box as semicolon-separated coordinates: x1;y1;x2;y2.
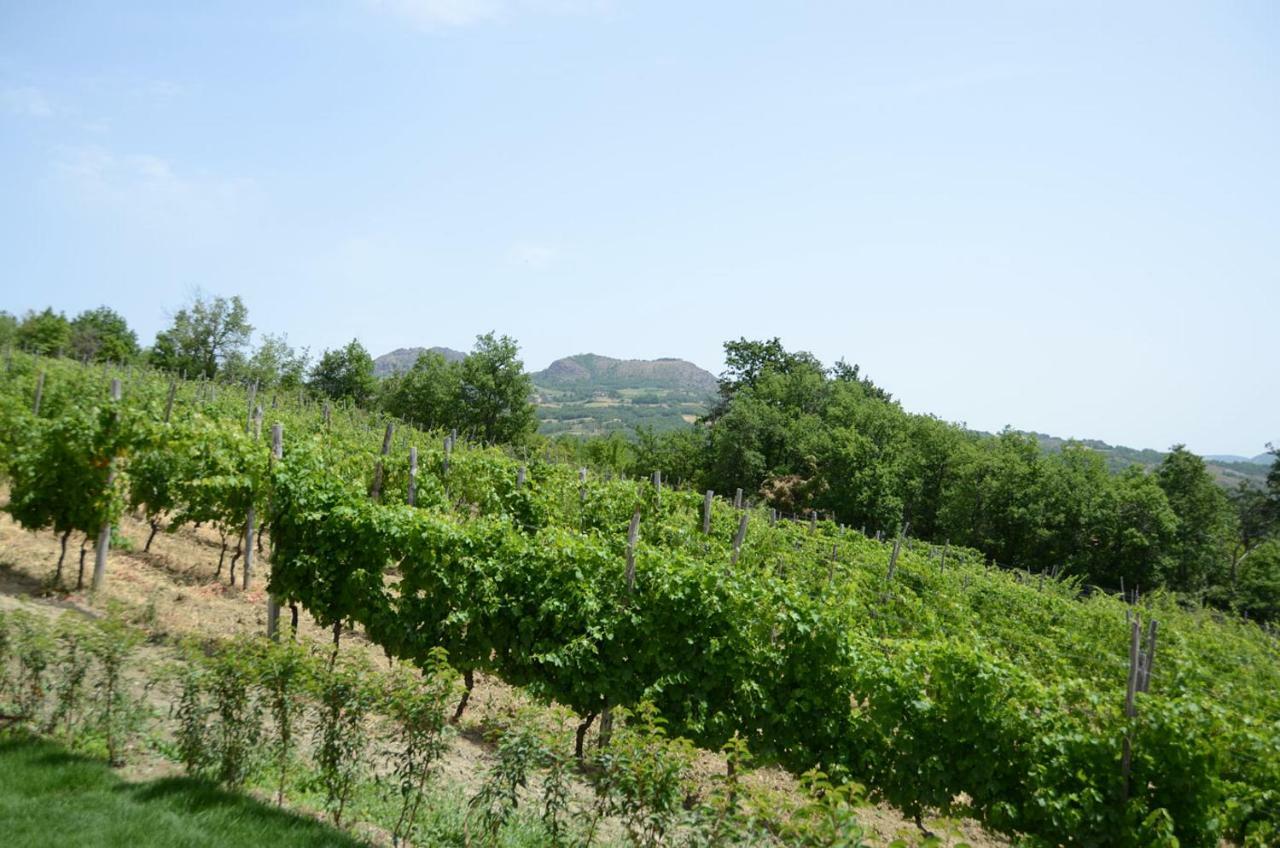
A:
0;496;1009;848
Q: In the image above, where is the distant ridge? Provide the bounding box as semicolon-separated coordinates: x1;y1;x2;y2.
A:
373;346;466;377
532;353;717;394
1205;453;1273;466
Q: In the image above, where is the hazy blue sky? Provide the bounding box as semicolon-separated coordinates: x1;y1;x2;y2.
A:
1;1;1276;455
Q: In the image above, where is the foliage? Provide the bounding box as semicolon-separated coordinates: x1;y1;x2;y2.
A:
3;351;1279;848
150;293;253;379
224;333;310;391
380;349;463;431
382;648;456;845
459;331;537;445
16;308;71;356
69;306;139;363
309;338;377;406
311;655;376;825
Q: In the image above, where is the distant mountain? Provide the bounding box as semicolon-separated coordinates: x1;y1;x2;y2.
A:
533;354;718;394
373;346;466;377
1020;432;1271;488
1205;453;1273;466
532;354;718;436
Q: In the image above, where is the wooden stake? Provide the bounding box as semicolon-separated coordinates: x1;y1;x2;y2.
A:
163;379;177;423
703;490;713;534
886;536;903;583
408;447;419;506
267;424;285;640
246;381;258;433
243;505;255;590
1121;618;1141;801
516;465;526;489
369;422;395;500
91;379;122;594
731;513;749;566
733;488;743;510
33;371;45;415
625;511;640;592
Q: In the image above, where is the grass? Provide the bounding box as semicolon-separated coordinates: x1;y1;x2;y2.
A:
0;734;366;848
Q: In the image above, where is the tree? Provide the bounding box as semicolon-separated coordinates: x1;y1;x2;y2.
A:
381;350;462;430
16;308;71;356
1088;467;1178;591
1233;540;1280;622
710;337;826;421
458;332;536;444
69;307;139;363
151;294;253;379
1155;446;1235;593
310;339;376;406
224;334;310;391
0;311;17;350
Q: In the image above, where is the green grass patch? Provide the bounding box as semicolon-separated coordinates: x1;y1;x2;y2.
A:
0;735;365;847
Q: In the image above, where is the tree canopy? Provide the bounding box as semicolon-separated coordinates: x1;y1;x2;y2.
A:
151;294;253;379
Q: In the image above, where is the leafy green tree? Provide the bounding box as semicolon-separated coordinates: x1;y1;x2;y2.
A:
310;339;376;406
150;294;253;378
629;425;706;486
459;332;536;444
1234;540;1280;622
1156;446;1234;592
1229;481;1275;561
16;308;71;356
709;337;828;420
1084;466;1178;590
224;333;309;391
0;311;18;350
69;306;139;363
380;350;462;430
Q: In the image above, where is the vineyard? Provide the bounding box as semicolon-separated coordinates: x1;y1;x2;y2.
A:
1;351;1278;847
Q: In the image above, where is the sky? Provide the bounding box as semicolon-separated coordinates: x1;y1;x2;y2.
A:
1;1;1276;456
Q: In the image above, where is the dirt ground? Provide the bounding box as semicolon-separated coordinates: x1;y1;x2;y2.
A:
0;494;1009;848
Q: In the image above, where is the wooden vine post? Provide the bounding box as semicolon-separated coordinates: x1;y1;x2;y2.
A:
599;509;643;755
242;405;266;591
267;423;284;640
1121;618;1141;801
1120;616;1159;801
886;535;903;583
733;488;743;510
731;513;749;566
408;446;418;506
90;379;122;594
245;380;258;432
369;422;395;501
163;379;177;423
703;490;714;534
33;370;45;415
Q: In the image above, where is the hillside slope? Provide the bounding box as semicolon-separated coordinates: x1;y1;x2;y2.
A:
531;354;716;436
372;346;466;377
